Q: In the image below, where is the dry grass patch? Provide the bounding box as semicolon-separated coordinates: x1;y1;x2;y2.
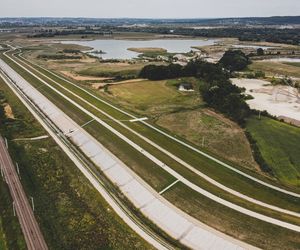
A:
107;78;201;116
156;108;258;170
3;104;14;119
60;71;111;81
249;61;300;78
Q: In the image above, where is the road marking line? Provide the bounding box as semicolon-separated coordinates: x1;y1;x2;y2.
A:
159;179;180;195
130;117;148;122
81;118;95;128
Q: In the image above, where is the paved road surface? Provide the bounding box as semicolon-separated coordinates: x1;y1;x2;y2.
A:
0;136;48;250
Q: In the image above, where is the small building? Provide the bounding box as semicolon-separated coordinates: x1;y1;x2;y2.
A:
178;82;194;92
173;54;188;62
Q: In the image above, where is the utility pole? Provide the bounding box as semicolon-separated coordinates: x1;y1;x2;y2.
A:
30;196;34;212
15;162;21;179
4;137;8;149
202;137;205;147
13;201;16;216
0;163;3;179
258;110;261;120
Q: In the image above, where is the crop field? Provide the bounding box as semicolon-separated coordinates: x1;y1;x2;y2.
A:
0;74;152;250
246;116;300;187
3;50;300;249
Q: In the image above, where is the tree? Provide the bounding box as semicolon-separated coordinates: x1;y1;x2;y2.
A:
257;48;264;56
219;50;251;72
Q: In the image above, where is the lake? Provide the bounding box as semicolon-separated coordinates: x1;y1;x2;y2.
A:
60;39;217;59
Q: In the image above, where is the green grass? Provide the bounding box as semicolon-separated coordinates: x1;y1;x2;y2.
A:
284;62;300;67
0;181;26;250
78;63;145;78
246;116;300;187
0;74;153;249
249;61;300;78
108;78;202;116
0;219;7;250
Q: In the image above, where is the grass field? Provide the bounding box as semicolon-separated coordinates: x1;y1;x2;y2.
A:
0;182;26;250
157;108;258;170
5;52;300;248
105;77;257;169
10;51;300;201
12;52;300;202
107;78;202;116
78;62;158;78
284;62;300;68
0;220;6;250
0;75;152;249
246;116;300;187
249;61;300;78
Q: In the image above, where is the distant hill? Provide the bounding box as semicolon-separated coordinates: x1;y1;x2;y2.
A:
0;16;300;27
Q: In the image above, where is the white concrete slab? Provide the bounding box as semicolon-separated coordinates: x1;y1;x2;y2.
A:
104;164;133;186
120;179;156;208
142;199;192;240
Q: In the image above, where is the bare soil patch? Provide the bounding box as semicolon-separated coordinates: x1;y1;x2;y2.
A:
3;104;14;119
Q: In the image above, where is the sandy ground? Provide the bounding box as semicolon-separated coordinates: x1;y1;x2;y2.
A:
60;71;111;81
232;78;300;122
3;103;14;119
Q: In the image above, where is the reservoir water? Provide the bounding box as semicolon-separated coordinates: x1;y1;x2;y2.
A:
60;39;217;59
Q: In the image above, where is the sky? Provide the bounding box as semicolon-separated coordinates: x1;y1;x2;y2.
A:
1;0;299;18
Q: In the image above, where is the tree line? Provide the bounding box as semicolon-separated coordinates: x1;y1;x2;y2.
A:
139;50;251;124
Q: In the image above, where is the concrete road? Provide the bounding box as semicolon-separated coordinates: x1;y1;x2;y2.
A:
0;136;48;250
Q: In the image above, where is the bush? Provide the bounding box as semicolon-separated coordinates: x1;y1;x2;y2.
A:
245;131;273;174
